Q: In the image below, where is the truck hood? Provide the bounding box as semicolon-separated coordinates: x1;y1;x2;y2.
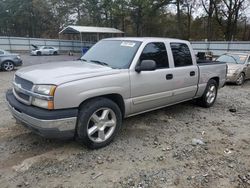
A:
16;61;121;85
227;63;245;70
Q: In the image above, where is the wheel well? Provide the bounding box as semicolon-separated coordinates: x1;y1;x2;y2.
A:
210;77;219;86
79;94;125;118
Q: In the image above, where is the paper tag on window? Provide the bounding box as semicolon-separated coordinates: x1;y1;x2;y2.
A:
121;42;136;47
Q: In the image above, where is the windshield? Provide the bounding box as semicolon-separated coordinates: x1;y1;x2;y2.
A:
81;40;141;69
216;54;247;64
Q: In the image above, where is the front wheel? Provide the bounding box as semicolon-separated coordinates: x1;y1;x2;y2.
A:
197;79;218;108
1;61;14;71
77;98;122;149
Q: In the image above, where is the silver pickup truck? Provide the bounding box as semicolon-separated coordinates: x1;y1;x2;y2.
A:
6;38;227;149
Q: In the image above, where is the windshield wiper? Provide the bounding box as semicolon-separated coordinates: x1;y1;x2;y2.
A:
90;60;110;67
80;58;87;62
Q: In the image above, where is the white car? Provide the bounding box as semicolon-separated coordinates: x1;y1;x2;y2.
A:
31;45;59;56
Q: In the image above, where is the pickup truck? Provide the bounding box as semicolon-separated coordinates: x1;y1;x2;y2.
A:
6;38;227;149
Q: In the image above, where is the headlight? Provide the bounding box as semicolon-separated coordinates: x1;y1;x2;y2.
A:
32;85;56;109
16;55;21;59
33;85;56;96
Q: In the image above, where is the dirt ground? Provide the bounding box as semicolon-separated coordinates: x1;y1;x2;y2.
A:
0;55;250;188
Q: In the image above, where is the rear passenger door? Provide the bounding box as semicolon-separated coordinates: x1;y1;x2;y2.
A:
170;42;199;101
130;42;177;114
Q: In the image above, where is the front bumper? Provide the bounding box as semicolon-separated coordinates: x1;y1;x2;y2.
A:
6;90;78;139
13;59;23;67
30;51;37;55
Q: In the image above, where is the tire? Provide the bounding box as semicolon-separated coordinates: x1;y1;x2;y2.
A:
77;97;122;149
236;73;245;85
37;51;42;56
197;79;218;108
53;51;58;55
1;61;15;71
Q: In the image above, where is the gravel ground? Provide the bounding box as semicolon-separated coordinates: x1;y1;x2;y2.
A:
0;55;250;188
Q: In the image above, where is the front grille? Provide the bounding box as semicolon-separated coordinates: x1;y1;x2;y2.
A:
15;89;30;101
15;75;33;91
13;76;33;104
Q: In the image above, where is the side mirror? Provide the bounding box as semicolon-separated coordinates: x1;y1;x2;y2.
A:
135;60;156;73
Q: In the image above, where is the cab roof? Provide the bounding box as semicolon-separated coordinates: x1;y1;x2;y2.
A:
103;37;189;44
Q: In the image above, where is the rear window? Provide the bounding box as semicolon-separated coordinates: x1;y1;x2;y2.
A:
170;43;193;67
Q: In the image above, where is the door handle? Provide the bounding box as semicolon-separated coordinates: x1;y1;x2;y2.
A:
166;74;173;80
190;71;195;76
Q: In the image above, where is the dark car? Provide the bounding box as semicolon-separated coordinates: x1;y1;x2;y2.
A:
0;49;23;71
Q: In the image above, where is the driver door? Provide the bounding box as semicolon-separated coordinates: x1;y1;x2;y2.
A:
130;42;176;114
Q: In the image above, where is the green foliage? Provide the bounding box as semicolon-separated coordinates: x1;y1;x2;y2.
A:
0;0;249;40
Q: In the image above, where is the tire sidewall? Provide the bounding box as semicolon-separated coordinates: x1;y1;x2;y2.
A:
202;79;218;108
37;51;41;56
77;98;122;149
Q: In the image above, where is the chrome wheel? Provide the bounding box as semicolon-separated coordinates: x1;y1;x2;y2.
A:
3;61;14;71
236;73;244;85
87;108;117;143
206;85;216;104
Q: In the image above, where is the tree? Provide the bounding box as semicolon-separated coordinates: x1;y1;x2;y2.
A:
213;0;246;41
202;0;215;40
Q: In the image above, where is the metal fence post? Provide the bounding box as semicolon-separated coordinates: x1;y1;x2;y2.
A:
28;37;31;51
8;36;12;52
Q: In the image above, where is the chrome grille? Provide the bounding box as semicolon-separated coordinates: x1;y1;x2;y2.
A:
15;75;33;91
15;90;30;101
13;76;34;104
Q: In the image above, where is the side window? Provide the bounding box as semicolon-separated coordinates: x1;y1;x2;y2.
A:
140;42;169;69
0;50;4;55
170;43;193;67
248;57;250;63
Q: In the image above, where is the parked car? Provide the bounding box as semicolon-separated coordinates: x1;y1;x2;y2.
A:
31;45;59;56
0;49;22;71
6;38;227;149
216;52;250;85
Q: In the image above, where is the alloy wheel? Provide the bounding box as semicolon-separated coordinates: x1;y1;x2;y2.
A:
87;108;117;143
3;61;14;71
206;85;216;104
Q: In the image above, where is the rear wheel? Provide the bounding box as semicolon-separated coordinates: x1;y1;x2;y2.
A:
77;98;122;149
236;73;245;85
1;61;14;71
53;51;58;55
197;79;218;108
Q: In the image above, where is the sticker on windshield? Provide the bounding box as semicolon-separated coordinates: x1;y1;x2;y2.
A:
121;41;136;47
239;55;247;62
